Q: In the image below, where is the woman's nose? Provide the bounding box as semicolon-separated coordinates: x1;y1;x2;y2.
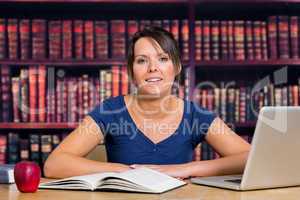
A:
148;59;159;72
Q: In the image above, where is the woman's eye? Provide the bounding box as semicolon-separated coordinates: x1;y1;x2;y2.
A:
136;58;146;64
159;57;169;62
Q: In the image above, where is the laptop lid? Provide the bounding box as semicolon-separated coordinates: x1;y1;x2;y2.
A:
241;107;300;190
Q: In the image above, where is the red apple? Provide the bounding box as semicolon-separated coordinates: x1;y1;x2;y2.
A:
14;161;41;193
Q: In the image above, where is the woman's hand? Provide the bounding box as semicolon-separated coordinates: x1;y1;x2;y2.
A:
130;163;192;179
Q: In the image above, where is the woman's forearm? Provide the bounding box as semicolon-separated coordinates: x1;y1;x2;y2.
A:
44;153;130;178
187;151;249;177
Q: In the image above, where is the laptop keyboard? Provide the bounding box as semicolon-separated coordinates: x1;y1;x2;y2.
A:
225;179;242;184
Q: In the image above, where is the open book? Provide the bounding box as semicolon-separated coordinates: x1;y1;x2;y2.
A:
39;167;187;193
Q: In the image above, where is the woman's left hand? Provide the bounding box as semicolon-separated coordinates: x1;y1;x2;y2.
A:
129;164;191;179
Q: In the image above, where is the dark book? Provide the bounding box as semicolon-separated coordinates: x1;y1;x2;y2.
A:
181;19;189;61
0;18;6;59
19;19;30;60
29;134;40;165
7;19;18;59
32;19;46;59
1;65;12;122
110;20;126;58
278;16;290;59
290;16;299;59
41;135;52;165
267;16;278;59
95;21;108;59
253;21;262;60
211;20;220;60
202;20;210;61
220;21;229;60
162;20;170;32
84;20;94;59
261;22;268;60
245;21;254;60
227;21;234;60
234;21;245;60
62;20;73;59
195;20;202;61
19;138;30;161
74;20;84;59
7;132;19;164
48;20;62;60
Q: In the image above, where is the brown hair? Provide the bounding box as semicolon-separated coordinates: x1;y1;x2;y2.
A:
127;26;182;84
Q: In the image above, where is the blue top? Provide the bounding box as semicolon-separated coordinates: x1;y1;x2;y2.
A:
88;95;216;165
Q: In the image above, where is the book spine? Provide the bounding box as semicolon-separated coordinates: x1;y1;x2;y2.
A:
32;19;46;59
253;21;262;60
110;20;126;59
0;18;6;59
234;21;245;60
227;21;234;60
20;69;29;122
278;16;290;59
48;20;62;60
0;135;7;164
267;16;278;59
245;21;254;60
19;19;30;60
1;66;12;122
62;20;72;59
290;16;299;59
84;20;94;59
220;21;228;60
211;20;220;60
195;20;202;61
95;21;108;59
181;19;189;61
29;66;38;122
261;22;268;60
38;65;46;122
11;77;20;123
74;20;83;59
7;19;19;59
202;20;210;61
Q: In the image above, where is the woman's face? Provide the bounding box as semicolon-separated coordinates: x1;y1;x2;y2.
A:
132;37;177;98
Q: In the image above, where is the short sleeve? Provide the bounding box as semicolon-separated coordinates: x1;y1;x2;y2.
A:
190;103;217;147
88;100;111;137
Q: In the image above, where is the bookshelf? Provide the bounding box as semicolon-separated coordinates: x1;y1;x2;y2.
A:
0;0;300;163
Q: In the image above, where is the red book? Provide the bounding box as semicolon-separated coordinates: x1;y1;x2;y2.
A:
20;19;30;60
181;19;189;61
32;19;46;60
29;66;38;122
267;16;278;59
7;19;18;59
84;20;94;59
233;21;245;60
253;21;262;60
38;65;46;122
62;20;73;59
245;21;254;60
220;21;229;60
95;21;108;59
112;65;120;97
121;66;129;95
0;18;6;59
290;16;299;59
127;20;139;47
74;20;84;59
211;20;220;60
48;20;62;60
227;21;234;60
202;20;210;61
0;135;7;164
195;20;202;61
171;20;179;43
139;20;151;31
261;22;268;60
278;16;290;59
110;20;126;58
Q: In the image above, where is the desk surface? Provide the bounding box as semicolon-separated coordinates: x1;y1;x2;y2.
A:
2;179;300;200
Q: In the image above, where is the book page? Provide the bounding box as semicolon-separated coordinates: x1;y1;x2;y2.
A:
117;167;186;193
39;172;117;189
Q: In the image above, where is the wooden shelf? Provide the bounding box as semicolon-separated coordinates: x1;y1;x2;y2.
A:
196;59;300;68
0;123;78;129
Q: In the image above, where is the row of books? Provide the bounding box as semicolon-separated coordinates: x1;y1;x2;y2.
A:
195;16;300;61
199;135;252;161
0;132;68;166
0;18;189;60
0;65;187;123
0;131;252;166
194;82;300;123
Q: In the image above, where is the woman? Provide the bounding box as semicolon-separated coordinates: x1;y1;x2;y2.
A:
44;27;250;179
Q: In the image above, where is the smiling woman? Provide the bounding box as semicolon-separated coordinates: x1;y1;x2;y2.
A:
43;26;250;179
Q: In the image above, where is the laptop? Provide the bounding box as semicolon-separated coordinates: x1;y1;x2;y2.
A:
191;106;300;190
